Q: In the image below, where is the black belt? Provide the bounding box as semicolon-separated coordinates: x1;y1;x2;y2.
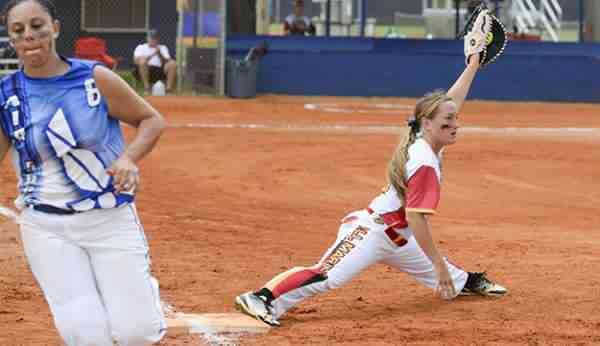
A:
32;204;79;215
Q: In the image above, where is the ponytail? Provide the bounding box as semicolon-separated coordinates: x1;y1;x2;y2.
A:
386;90;451;200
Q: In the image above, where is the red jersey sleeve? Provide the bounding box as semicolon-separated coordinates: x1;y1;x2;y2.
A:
405;166;440;214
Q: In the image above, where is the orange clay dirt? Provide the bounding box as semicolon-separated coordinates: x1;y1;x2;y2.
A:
1;95;600;345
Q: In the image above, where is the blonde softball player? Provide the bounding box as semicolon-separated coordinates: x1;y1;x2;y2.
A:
235;13;507;327
0;0;167;344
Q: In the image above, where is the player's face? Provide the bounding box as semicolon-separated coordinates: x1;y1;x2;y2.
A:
424;101;460;148
148;37;159;47
294;4;304;16
6;0;60;68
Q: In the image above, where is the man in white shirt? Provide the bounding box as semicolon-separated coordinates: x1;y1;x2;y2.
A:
133;30;177;94
283;0;316;36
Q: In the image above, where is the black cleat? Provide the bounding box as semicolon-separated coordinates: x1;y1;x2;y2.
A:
234;292;280;327
460;272;507;297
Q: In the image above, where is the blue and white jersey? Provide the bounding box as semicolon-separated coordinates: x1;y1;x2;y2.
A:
0;58;133;211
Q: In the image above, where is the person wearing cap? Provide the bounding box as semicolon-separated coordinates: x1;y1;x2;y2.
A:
283;0;316;36
133;30;177;94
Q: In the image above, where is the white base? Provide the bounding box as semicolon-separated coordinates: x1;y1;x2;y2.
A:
166;312;271;336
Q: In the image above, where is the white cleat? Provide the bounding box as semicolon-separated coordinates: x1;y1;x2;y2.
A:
235;292;280;327
460;272;507;297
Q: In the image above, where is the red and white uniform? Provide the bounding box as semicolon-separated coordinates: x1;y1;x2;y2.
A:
261;138;468;319
369;137;442;220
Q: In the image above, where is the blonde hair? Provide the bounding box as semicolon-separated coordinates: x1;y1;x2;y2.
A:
387;90;452;200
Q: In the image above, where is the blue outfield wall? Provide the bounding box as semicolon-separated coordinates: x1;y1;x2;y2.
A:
227;35;600;103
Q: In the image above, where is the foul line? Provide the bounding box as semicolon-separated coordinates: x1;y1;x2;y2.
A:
169;122;600;137
304;103;413;114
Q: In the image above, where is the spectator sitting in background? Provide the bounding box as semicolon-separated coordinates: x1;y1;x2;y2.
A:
284;0;316;36
133;29;176;94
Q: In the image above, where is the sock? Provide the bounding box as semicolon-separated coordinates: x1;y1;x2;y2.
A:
254;287;275;305
464;272;480;290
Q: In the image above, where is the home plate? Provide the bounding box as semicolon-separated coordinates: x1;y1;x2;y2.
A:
167;312;270;337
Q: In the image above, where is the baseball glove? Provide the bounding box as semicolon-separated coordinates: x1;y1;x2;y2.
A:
459;3;508;68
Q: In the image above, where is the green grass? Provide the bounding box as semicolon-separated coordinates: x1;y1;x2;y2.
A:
116;70;144;95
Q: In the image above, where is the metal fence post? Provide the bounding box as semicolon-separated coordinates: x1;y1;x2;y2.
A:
579;0;584;42
325;0;331;36
192;0;199;48
454;0;460;38
360;0;366;37
176;2;184;93
218;0;227;96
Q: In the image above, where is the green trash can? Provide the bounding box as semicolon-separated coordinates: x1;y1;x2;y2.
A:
226;58;258;99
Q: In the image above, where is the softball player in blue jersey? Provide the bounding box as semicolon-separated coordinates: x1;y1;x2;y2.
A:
0;1;167;345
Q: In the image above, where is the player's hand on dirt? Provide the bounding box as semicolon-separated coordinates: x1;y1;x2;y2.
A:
107;154;139;194
435;264;456;300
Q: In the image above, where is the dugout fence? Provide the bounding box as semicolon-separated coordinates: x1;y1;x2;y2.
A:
17;0;597;97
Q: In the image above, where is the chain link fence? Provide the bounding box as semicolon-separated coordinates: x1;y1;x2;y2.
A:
177;0;226;95
0;0;224;95
266;0;592;42
0;0;597;95
45;0;182;91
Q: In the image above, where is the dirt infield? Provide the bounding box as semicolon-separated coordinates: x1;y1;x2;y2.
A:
1;95;600;345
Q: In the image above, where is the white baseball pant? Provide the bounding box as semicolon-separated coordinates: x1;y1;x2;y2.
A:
268;209;468;319
19;204;166;346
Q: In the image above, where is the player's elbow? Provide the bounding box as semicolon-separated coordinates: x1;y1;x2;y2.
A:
150;114;168;140
153;112;168;133
138;111;167;134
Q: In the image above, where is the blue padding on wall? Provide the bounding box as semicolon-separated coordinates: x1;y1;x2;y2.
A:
228;35;374;52
227;35;600;102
